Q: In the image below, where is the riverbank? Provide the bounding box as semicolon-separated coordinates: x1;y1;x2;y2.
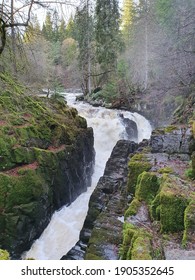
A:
64;124;195;260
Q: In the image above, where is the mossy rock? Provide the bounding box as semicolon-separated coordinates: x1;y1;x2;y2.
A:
120;223;153;260
151;175;189;232
192;121;195;139
191;152;195;178
85;253;104;260
0;170;49;211
129;236;153;260
150;193;161;221
158;167;174;174
164;125;178;133
85;243;104;260
135;172;160;205
127;154;152;194
183;200;195;244
0;249;10;260
124;198;142;219
0;73;94;256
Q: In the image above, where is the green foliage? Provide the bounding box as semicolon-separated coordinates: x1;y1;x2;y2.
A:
95;0;122;71
74;5;94;69
61;38;77;67
42;12;53;42
121;0;136;43
0;249;10;260
185;168;195;180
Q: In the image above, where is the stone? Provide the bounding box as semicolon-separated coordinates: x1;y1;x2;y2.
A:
63;140;138;260
151;126;194;154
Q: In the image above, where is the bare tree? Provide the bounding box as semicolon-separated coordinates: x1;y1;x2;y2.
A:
0;0;80;55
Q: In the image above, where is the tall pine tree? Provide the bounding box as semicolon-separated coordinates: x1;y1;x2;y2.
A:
121;0;135;43
95;0;122;75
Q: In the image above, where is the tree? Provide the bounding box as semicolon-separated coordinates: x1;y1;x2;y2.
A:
58;18;66;42
154;0;195;88
65;15;77;39
121;0;135;43
42;12;53;41
95;0;122;76
0;0;80;55
74;1;94;94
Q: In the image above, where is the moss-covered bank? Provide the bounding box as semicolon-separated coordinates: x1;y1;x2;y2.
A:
121;124;195;259
0;73;94;258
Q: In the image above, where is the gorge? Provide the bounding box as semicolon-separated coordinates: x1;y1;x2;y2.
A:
23;92;152;260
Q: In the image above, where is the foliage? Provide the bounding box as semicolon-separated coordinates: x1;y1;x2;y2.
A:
95;0;122;73
0;249;10;260
121;0;136;43
61;38;77;67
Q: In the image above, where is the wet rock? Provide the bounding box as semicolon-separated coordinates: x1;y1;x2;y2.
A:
119;114;138;141
62;140;138;260
121;122;195;260
151;126;194;154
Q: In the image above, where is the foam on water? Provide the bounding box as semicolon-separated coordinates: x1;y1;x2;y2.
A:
23;93;152;260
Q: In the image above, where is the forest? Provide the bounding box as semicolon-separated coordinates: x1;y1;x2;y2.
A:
0;0;195;261
0;0;194;108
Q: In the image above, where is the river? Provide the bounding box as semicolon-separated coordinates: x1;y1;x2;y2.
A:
23;93;152;260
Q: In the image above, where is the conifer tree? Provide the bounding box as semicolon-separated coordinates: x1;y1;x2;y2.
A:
95;0;122;74
121;0;135;43
42;12;53;42
58;18;66;42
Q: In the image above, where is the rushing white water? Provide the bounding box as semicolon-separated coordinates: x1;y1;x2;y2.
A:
23;93;152;260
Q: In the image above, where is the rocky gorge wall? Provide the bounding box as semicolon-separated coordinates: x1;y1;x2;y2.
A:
64;123;195;260
0;81;94;258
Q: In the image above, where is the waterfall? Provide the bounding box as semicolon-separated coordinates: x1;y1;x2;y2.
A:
23;93;152;260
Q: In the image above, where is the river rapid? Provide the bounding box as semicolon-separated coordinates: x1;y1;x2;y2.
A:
23;93;152;260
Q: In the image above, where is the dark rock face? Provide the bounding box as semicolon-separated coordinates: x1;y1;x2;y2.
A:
52;129;94;209
62;140;138;260
150;126;194;154
119;114;138;141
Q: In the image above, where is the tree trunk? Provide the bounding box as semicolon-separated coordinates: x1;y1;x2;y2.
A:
11;0;17;75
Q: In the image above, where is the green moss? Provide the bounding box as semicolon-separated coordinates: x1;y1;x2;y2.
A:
191;152;195;178
124;198;141;219
150;193;161;221
0;170;50;212
127;154;152;194
34;148;59;171
85;253;103;260
75;115;87;129
183;200;195;245
0;72;91;254
192;121;195;139
0;249;10;260
152;175;189;232
130;236;153;260
164;125;177;133
120;223;153;260
158;167;174;174
135;172;160;204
